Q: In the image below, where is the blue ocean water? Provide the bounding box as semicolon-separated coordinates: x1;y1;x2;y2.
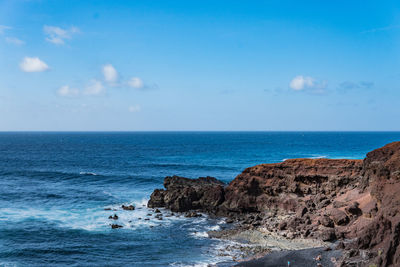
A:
1;132;400;267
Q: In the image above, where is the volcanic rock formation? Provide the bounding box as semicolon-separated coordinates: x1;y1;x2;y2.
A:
148;141;400;266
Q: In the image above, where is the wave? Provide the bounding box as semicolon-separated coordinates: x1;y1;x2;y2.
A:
310;155;327;159
143;162;237;171
281;155;327;161
0;169;162;187
0;202;194;232
79;172;98;176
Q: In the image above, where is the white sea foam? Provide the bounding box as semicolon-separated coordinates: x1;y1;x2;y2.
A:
0;201;188;232
310;155;327;159
190;231;209;238
0;262;18;267
207;225;220;231
170;263;210;267
79;171;98;175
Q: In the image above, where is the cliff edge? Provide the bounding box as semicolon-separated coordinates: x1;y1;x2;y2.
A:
148;141;400;266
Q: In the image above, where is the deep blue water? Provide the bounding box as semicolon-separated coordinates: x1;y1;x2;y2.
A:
1;132;400;266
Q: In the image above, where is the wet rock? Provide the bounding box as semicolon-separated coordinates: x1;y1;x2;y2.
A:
104;208;112;211
154;209;161;213
148;176;225;213
111;224;123;229
184;211;202;218
108;214;118;220
122;205;135;211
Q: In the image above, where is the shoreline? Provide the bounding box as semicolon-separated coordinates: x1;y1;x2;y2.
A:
147;141;400;266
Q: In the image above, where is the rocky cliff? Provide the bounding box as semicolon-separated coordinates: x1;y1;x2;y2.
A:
148;141;400;266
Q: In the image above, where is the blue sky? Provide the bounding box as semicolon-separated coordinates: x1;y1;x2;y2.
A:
0;0;399;131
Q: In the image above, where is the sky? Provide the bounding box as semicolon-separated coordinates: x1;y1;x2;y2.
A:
0;0;400;131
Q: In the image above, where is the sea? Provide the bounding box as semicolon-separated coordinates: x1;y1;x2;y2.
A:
1;132;400;267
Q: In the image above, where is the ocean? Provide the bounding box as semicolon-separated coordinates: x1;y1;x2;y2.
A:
1;132;400;266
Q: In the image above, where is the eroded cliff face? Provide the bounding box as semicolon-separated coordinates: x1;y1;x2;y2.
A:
148;141;400;266
222;158;363;213
356;142;400;266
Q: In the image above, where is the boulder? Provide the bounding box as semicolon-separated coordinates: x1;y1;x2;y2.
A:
148;176;225;212
318;227;336;241
319;215;334;228
345;202;362;217
330;209;349;226
111;224;123;229
122;205;135;211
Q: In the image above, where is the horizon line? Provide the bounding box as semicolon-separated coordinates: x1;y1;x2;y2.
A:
1;130;400;133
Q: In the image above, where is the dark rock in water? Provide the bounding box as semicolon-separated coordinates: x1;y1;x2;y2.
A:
122;205;135;211
148;176;225;212
144;218;150;221
184;211;202;218
111;224;123;229
225;218;234;224
154;209;161;213
104;208;112;211
108;214;118;220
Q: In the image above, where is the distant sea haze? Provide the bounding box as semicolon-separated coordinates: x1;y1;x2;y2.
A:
1;132;399;266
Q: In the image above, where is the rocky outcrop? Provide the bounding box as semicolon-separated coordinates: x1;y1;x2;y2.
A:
221;158;363;213
351;142;400;266
147;176;225;212
148;141;400;266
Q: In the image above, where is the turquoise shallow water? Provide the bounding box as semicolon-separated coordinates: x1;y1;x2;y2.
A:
1;132;400;266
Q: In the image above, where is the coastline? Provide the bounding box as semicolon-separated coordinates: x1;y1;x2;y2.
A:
147;141;400;266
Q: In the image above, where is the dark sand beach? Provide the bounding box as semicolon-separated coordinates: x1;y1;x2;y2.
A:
234;247;341;267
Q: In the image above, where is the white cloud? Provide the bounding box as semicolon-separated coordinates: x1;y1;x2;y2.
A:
20;57;49;72
289;75;314;90
289;75;327;92
84;80;105;95
128;105;141;112
102;64;118;83
57;85;80;97
6;37;24;45
43;25;79;45
0;25;11;34
128;77;144;89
